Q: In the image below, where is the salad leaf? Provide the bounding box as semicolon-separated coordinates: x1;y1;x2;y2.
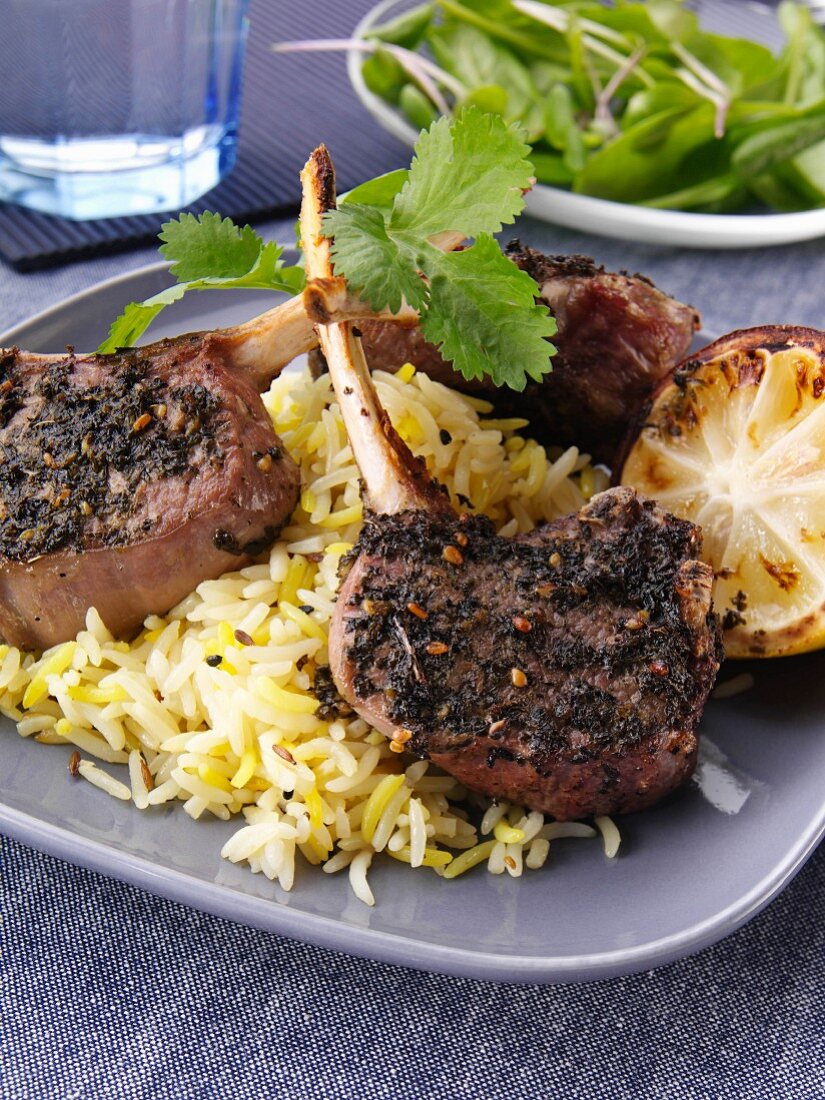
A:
777;139;825;204
733;99;825;177
365;2;434;50
429;24;538;127
362;47;408;106
544;85;586;172
400;83;439;130
348;0;825;215
574;103;718;203
459;83;510;117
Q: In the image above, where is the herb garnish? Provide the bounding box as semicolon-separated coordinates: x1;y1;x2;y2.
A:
99;214;305;353
324;108;556;388
99;110;557;392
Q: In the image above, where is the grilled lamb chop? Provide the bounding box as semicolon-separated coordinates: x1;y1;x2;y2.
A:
330;243;699;465
0;285;419;651
302;147;721;820
0;338;299;651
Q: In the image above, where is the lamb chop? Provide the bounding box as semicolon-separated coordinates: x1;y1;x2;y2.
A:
0;285;420;651
320;243;699;466
302;145;721;820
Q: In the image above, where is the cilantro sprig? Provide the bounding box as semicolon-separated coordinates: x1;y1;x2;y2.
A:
98;110;557;392
98;213;305;353
324;108;556;390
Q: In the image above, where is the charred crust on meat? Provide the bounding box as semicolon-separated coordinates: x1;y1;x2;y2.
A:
213;525;278;557
312;663;354;720
340;494;721;783
0;350;228;561
505;240;603;281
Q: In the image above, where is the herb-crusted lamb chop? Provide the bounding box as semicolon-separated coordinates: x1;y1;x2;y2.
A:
303;145;721;821
332;244;699;466
0;337;298;651
0;285;417;650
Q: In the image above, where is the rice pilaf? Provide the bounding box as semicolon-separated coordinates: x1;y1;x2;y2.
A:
0;365;617;905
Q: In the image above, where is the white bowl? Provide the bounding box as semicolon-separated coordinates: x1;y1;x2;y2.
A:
348;0;825;250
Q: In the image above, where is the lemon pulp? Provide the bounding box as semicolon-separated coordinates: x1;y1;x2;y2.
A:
621;342;825;658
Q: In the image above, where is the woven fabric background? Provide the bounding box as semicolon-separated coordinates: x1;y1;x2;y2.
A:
1;834;823;1100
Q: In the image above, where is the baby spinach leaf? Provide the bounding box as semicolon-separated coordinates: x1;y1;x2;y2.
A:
574;103;718;202
362;47;408;106
365;3;434;50
429;24;538;124
400;84;439;130
733;100;825;177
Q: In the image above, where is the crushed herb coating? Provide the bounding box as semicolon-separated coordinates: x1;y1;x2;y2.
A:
0;350;227;560
312;664;354;720
338;494;721;776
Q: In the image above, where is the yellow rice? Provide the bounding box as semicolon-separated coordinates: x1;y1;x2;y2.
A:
0;365;617;905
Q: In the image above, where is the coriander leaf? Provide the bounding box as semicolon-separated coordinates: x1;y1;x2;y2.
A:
419;234;556;391
391;107;533;238
325;204;428;314
233;239;306;293
322;110;550;388
97;217;304;352
159;212;264;281
98;284;187;354
341;169;409;209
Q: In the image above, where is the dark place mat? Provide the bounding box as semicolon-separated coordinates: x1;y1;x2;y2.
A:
0;0;408;270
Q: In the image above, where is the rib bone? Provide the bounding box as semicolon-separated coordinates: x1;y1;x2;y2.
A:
6;282;417;395
219;284;418;390
300;146;452;516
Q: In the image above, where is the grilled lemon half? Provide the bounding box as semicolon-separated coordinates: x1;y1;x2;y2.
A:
619;326;825;658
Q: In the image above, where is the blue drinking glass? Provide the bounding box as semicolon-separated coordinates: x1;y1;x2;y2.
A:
0;0;249;220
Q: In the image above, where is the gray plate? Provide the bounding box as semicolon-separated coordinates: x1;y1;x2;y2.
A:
1;264;823;983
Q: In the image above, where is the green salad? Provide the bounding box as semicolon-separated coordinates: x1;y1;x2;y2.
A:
355;0;825;213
